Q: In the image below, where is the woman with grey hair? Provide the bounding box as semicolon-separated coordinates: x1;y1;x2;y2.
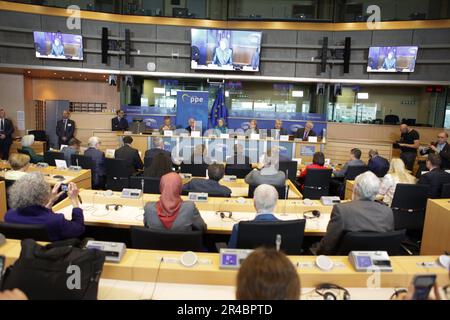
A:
5;172;85;241
21;134;44;163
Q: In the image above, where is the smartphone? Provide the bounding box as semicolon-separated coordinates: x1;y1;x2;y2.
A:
412;274;436;300
0;255;5;282
60;183;69;192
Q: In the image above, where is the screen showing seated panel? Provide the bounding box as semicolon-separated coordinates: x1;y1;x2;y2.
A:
191;28;262;72
367;46;418;73
33;31;83;61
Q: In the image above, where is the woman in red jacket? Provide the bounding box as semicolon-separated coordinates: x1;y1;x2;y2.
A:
297;151;328;189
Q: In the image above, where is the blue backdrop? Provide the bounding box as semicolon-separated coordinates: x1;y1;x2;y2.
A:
176;90;209;132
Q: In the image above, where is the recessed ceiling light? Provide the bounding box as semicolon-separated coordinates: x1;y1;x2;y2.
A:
103;75;106;77
27;71;31;74
53;72;56;75
70;76;73;79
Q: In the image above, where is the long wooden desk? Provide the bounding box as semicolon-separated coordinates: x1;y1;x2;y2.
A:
1;239;447;290
53;189;332;236
0;181;6;221
421;199;450;255
0;163;92;189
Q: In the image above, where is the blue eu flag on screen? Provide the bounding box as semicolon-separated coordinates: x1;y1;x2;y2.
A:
210;87;228;128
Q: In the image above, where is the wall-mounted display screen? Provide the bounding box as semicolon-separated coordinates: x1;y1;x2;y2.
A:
367;46;418;73
33;31;83;61
191;28;262;72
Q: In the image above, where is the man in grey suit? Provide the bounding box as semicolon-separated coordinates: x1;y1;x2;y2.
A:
245;152;286;187
314;171;394;255
182;163;232;197
333;148;365;178
84;136;106;189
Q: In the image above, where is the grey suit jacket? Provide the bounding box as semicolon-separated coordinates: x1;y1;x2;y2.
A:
244;168;286;187
182;178;232;197
143;201;207;232
333;159;365;178
84;147;106;184
317;200;394;255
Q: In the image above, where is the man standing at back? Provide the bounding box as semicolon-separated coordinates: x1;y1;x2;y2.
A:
111;110;129;131
56;110;75;148
398;124;420;171
0;108;14;160
115;135;143;175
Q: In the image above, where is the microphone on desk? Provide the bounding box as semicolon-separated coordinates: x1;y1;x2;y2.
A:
141;178;145;207
275;234;281;252
76;158;79;167
283;169;289;216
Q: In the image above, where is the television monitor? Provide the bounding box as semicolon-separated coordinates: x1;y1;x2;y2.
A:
367;46;418;73
33;31;83;61
191;28;262;72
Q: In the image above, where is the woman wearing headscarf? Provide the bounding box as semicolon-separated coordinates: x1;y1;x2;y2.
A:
143;172;206;231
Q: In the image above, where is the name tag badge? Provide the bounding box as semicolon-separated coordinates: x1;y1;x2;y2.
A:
220;133;229;139
191;131;201;137
308;136;318;143
280;135;289;141
164;130;173;137
250;133;260;140
67;123;72;126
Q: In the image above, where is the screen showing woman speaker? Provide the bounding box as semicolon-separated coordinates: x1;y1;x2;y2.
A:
191;28;262;72
367;46;418;73
33;31;84;61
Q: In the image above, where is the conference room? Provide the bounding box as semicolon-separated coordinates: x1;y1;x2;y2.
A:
0;0;449;309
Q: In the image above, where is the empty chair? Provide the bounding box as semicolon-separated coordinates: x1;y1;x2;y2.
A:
441;183;450;198
105;158;130;191
71;154;94;170
336;230;406;256
248;184;288;199
0;222;50;241
130;226;203;251
302;168;332;200
180;163;208;177
391;184;428;232
129;176;160;194
236;220;306;255
345;165;369;180
43;151;65;166
384;114;399;125
279;161;298;183
224;166;253;178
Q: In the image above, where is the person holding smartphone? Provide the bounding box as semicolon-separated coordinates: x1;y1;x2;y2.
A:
393;274;443;300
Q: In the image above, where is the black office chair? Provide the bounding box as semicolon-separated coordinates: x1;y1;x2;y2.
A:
129;176;160;194
279;161;298;184
345;165;369;180
391;183;429;254
130;226;203;251
415;160;428;178
0;222;50;241
302;169;332;200
28;130;47;142
105;158;130;191
180;163;208;177
336;230;406;256
384;115;399;125
236;220;306;255
441;183;450;198
43;151;65;166
248;184;288;199
71;154;94;170
225;166;253;178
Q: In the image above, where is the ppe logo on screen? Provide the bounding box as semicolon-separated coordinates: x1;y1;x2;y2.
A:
241;122;250;130
182;94;204;104
290;124;304;132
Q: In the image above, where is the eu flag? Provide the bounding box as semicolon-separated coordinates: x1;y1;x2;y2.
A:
209;87;228;128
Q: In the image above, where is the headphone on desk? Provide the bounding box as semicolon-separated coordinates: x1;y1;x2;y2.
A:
315;283;350;300
105;204;122;211
303;210;320;219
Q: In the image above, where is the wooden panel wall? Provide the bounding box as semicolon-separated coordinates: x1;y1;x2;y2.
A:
324;139;392;165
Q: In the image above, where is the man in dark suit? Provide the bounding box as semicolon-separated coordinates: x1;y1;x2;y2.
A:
182;163;232;197
268;119;288;139
0;108;14;160
368;149;390;177
114;135;143;175
314;171;394;255
144;136;172;167
56;110;75;148
111;110;129;131
84;136;106;189
420;131;450;170
418;153;450;199
185;118;196;134
294;121;316;141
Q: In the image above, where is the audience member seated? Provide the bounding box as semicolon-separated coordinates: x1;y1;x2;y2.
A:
62;138;81;166
368;149;390;177
5;153;30;181
236;248;300;300
333;148;365;178
245;152;285;187
143;172;206;232
115;135;143;174
21;134;43;163
379;158;416;206
420;131;450;170
313;171;394;255
84;136;106;189
5;173;85;241
228;184;279;248
182;163;231;197
144;137;172;166
297;151;327;189
144;152;173;178
214;118;228;134
417;153;450;199
159;116;176;134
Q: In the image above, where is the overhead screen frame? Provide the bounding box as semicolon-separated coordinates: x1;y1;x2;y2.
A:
190;28;262;72
366;46;419;73
33;31;84;61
